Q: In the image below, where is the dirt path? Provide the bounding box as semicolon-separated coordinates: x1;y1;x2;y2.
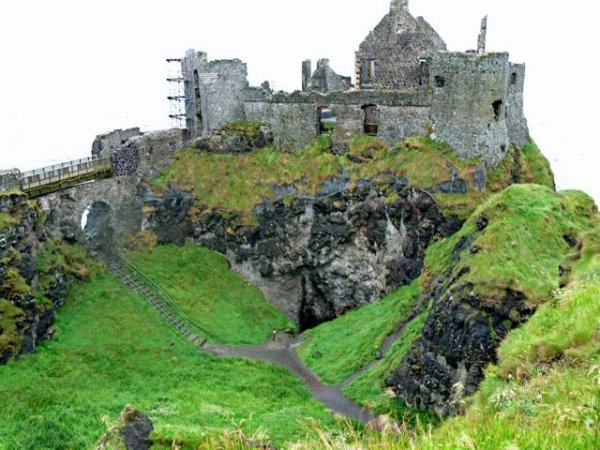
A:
203;333;377;424
338;321;409;388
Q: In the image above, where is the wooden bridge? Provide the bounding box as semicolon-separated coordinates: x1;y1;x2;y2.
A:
18;155;113;198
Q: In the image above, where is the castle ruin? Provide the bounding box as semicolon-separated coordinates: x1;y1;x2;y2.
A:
177;0;529;166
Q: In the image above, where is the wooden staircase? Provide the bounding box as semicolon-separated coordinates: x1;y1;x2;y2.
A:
105;256;207;346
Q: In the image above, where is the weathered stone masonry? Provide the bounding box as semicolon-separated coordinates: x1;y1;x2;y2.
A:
180;0;529;167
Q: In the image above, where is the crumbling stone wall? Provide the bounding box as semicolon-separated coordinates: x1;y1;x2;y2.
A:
244;88;433;150
126;129;185;177
41;129;185;242
92;128;142;159
111;146;139;177
378;105;431;144
430;52;511;166
244;89;317;150
109;129;185;177
0;170;21;191
43;176;141;245
507;63;530;148
305;59;352;93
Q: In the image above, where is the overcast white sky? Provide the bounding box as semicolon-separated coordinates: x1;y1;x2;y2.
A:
0;0;598;204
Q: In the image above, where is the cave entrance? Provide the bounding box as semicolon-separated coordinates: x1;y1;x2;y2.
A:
82;201;115;252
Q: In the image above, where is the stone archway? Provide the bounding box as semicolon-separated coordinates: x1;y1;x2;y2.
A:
82;201;115;252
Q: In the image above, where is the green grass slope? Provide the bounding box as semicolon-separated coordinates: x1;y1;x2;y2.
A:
127;244;294;345
0;272;338;449
297;281;420;385
295;185;599;432
423;185;597;306
341;312;429;419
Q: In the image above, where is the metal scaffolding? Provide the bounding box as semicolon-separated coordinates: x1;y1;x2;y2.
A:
166;58;186;129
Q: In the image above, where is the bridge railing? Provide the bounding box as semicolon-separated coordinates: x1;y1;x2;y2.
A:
20;155;113;197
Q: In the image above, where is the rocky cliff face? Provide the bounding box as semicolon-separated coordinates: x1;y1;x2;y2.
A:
0;193;70;363
386;186;597;416
145;181;461;329
386;250;535;416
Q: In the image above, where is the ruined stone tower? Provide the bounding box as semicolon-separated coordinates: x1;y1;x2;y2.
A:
390;0;409;14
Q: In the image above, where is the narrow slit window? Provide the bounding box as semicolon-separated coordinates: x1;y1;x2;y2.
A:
367;60;375;80
493;100;503;121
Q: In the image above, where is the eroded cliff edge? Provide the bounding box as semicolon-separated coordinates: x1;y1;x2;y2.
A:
0;192;89;363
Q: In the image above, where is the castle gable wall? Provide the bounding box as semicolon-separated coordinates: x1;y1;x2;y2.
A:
355;6;446;90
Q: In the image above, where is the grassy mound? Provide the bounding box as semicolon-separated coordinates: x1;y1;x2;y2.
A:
153;136;554;224
298;281;420;385
0;272;338;449
423;185;598;306
126;244;294;345
416;225;600;449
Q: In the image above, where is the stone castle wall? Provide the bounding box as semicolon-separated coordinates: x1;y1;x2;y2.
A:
306;59;352;93
355;4;446;90
0;171;21;191
92;128;142;159
243;88;434;150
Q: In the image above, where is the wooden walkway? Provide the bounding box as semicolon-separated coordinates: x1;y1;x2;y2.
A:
19;155;113;198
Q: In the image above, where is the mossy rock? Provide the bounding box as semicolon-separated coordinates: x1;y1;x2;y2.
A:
153;134;555;225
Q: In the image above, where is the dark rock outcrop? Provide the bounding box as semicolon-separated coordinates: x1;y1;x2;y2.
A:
144;189;195;246
386;281;533;416
386;211;538;416
0;192;70;364
145;181;460;329
96;405;153;450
